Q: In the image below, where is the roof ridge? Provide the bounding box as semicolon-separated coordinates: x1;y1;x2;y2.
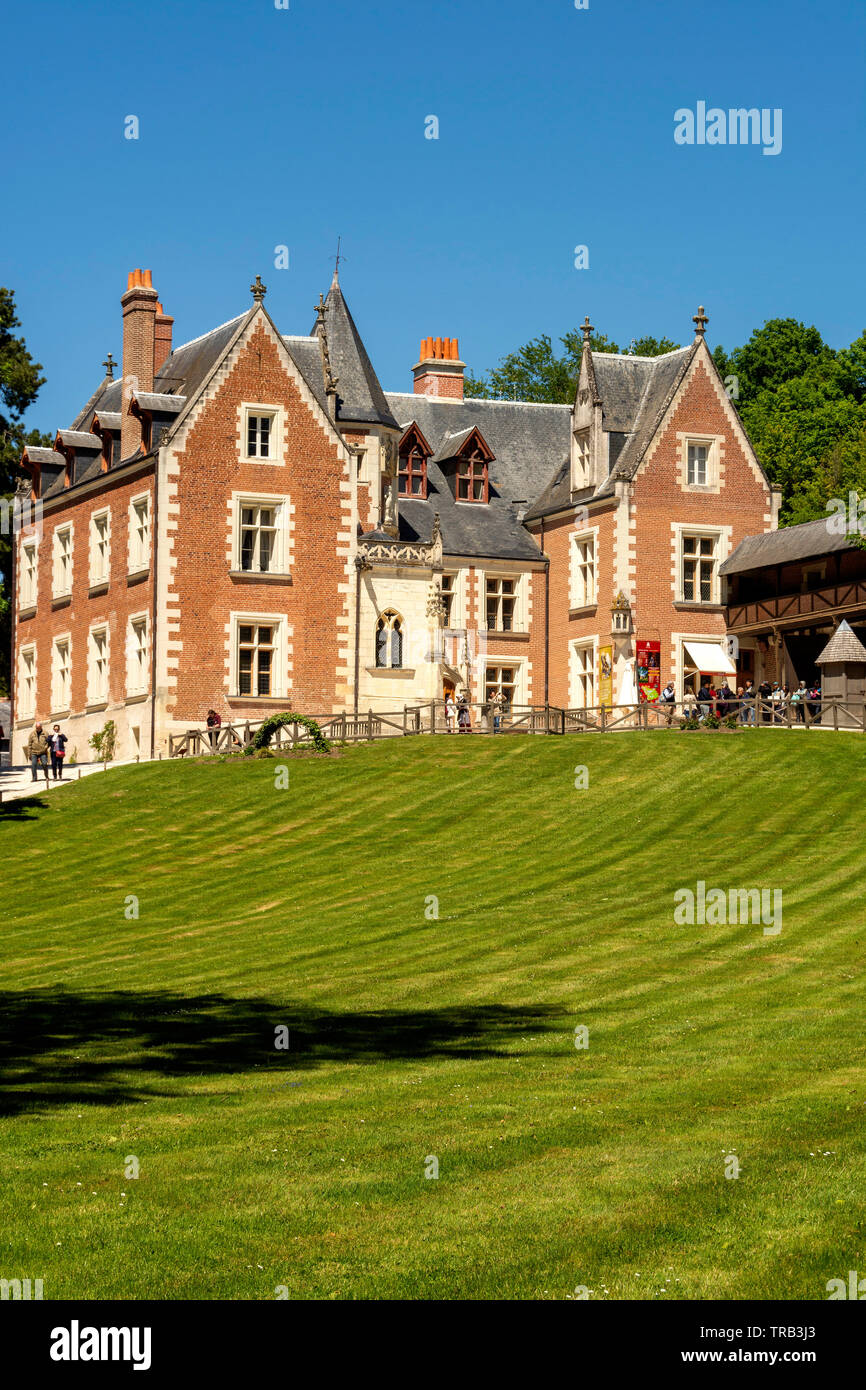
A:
386;392;572;410
592;346;689;362
171;313;246;354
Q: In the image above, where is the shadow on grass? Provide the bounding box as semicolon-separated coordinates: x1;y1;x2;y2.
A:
0;988;559;1114
0;793;51;820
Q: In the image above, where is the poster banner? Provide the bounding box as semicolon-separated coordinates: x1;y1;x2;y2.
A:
636;639;661;702
598;645;613;707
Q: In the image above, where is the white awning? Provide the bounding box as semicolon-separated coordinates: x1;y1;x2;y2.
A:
683;640;737;675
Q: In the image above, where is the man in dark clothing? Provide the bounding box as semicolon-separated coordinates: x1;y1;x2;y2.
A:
697;683;711;720
26;724;51;783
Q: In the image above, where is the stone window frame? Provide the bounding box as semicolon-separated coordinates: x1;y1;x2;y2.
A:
230;491;293;576
673;523;725;605
571;427;591;492
87;622;111;706
677;432;724;495
18;642;37;721
239;402;285;466
127;611;150;697
128;493;151;577
89;507;112;587
52;521;73;599
569;526;599;610
229;611;289;699
569;636;598;710
482;570;527;633
20;535;38;611
51;631;72;714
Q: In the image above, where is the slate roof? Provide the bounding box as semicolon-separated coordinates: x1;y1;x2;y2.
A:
133;393;186;414
816;620;866;665
24;447;67;466
523;345;695;520
56;430;101;450
385;393;571;560
312;278;399;430
720;518;857;575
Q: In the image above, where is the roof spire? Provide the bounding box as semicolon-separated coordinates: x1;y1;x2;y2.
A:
693;304;708;339
331;235;344;286
250;274;267;304
102;352;116;380
581;315;594;344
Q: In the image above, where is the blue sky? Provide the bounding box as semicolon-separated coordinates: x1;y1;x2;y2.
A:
2;0;863;431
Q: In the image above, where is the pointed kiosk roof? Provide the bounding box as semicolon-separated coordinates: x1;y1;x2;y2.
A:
313;274;399;430
816;620;866;665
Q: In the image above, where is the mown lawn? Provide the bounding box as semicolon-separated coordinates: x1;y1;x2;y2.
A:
1;731;864;1300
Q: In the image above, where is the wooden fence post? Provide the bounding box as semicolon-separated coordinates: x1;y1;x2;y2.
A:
600;705;607;732
368;709;374;742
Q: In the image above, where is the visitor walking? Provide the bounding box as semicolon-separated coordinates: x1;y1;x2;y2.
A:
27;724;51;784
457;693;471;734
49;724;68;779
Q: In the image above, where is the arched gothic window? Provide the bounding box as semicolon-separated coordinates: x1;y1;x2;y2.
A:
375;610;404;669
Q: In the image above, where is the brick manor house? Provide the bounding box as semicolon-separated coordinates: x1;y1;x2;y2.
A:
12;269;780;759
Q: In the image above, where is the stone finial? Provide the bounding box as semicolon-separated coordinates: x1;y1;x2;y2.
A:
693;305;709;339
250;275;267;304
103;352;116;380
581;315;594;344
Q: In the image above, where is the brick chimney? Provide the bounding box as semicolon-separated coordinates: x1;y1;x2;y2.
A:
121;268;158;458
413;336;465;399
154;300;174;376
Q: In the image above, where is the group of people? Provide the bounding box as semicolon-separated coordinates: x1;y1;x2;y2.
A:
659;678;823;724
26;723;69;781
443;689;509;734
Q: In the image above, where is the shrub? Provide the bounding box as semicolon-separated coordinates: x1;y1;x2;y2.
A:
703;713;721;729
679;717;700;730
252;712;330;754
89;719;117;769
724;715;740;730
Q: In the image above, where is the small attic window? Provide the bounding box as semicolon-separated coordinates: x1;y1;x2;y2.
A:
457;448;489;503
398;443;427;498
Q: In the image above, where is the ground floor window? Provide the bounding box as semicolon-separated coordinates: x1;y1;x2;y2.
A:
485;665;516;705
52;636;71;712
376;610;403;668
571;641;596;709
19;646;36;719
238;623;274;696
88;627;109;704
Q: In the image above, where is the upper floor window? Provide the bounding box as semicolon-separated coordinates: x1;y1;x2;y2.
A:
571;533;596;608
129;496;150;574
375;610;403;668
457;449;488;503
399;446;427;497
687;442;708;485
241;405;282;463
241;504;278;572
573;429;590;489
52;525;72;598
485;576;517;631
90;509;111;586
21;540;37;609
440;572;458;627
680;532;719;603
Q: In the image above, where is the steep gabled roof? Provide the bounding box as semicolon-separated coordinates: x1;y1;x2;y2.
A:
314;278;399;430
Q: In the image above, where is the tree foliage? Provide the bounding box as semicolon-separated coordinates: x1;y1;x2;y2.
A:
464;330;680;404
1;288;51;695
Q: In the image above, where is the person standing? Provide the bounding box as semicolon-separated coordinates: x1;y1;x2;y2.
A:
457;693;471;734
444;690;457;734
205;708;222;751
49;724;68;780
27;723;51;784
742;680;756;725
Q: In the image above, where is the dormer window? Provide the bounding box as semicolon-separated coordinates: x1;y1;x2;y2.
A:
572;429;590;490
399;444;427;497
457;448;488;503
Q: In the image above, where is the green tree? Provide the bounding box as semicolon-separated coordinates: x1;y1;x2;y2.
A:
465;329;679;403
713;320;866;522
1;288;51;695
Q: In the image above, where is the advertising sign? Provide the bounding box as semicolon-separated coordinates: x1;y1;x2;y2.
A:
598;645;613;707
636;639;661;702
